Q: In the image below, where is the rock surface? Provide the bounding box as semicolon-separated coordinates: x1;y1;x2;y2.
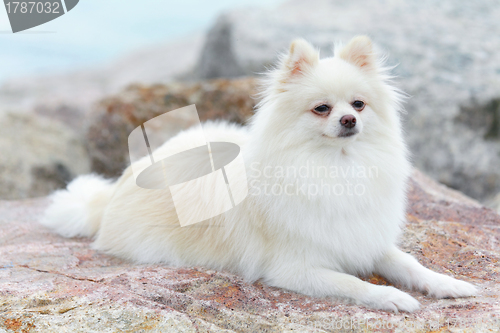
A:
86;78;257;177
487;192;500;214
0;112;90;200
194;17;244;80
1;169;499;332
0;35;203;200
196;0;500;203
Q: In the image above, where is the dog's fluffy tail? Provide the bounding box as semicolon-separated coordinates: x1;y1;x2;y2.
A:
41;174;115;238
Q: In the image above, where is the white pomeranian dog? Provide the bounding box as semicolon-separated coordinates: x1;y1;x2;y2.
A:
42;36;477;312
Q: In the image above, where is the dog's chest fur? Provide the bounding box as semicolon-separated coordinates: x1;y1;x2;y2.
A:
244;143;408;275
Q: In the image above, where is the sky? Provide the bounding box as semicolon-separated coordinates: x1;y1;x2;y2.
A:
0;0;284;83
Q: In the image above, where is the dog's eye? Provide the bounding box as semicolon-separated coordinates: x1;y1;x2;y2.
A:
352;100;365;111
313;104;331;115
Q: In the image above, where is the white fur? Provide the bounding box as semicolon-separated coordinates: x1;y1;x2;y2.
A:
41;174;114;238
42;36;477;312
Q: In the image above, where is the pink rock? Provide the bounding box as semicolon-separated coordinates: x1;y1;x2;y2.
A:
1;170;499;332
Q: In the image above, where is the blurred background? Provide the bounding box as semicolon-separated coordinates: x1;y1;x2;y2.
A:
0;0;499;213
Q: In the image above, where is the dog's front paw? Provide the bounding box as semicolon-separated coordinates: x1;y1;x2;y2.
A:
363;285;420;313
424;274;478;299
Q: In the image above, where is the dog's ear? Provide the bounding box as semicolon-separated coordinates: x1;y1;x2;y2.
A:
282;39;319;77
338;36;377;72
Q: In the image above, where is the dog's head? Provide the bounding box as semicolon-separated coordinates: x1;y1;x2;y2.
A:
257;36;404;150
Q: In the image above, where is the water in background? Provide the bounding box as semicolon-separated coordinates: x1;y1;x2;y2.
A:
0;0;284;84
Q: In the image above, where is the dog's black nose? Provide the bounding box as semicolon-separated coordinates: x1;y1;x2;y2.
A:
340;115;356;128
